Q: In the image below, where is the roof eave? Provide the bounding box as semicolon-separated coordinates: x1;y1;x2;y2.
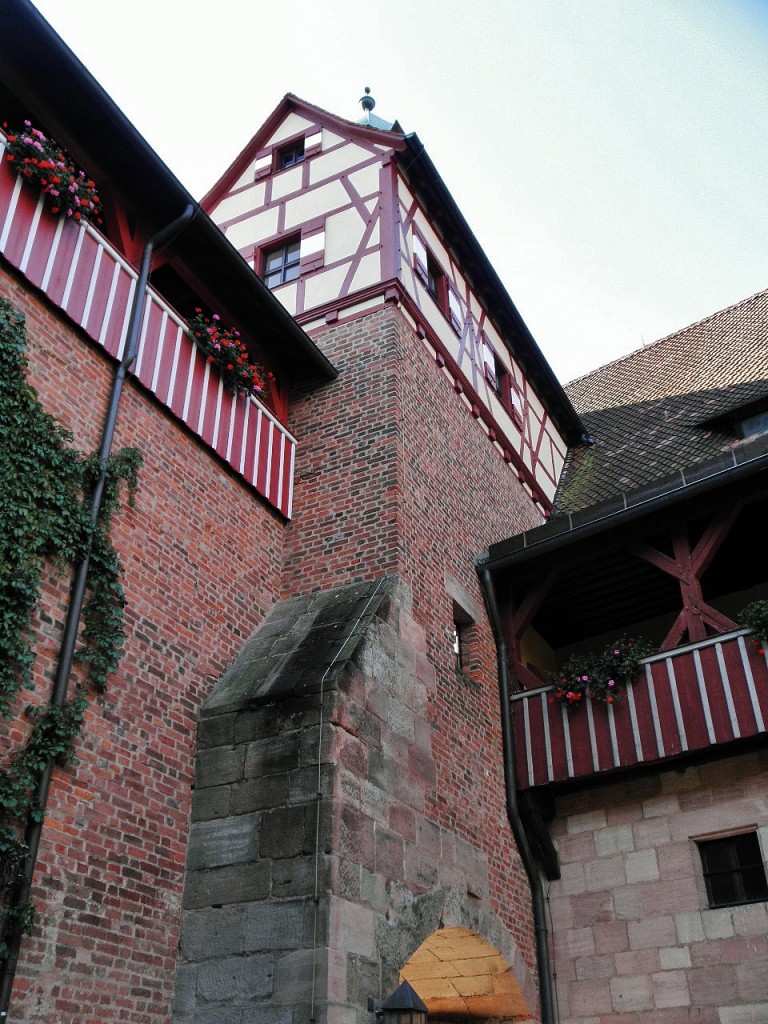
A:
399;133;586;446
0;1;337;383
481;438;768;575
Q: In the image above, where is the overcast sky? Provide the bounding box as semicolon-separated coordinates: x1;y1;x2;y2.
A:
31;0;768;383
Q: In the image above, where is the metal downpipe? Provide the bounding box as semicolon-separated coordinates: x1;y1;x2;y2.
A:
479;568;557;1024
0;205;194;1020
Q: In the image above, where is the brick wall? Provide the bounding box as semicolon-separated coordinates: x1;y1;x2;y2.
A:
287;304;542;969
4;268;546;1021
1;265;287;1023
547;750;768;1024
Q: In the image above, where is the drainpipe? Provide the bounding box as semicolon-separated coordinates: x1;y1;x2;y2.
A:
479;567;557;1024
0;205;195;1021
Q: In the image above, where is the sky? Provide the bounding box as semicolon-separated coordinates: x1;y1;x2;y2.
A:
31;0;768;384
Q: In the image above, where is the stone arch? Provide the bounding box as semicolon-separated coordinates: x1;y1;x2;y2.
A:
377;886;536;1022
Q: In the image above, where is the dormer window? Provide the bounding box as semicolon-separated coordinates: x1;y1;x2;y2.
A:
740;408;768;439
276;138;305;171
263;237;301;288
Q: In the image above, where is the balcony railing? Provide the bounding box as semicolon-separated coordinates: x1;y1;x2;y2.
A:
511;630;768;789
0;140;295;518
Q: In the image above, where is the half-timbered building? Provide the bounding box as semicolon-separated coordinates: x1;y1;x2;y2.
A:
0;4;586;1023
3;3;767;1023
203;91;582;513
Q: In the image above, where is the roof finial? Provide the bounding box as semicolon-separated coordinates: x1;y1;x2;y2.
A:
359;86;376;118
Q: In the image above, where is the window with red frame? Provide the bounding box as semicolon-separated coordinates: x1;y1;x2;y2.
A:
484;340;524;426
275;138;305;171
413;233;461;332
262;238;301;288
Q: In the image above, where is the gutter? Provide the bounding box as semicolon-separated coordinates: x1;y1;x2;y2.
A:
479;568;557;1024
482;446;768;574
0;207;194;1021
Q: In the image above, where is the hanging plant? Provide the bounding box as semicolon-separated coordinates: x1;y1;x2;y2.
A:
740;600;768;654
2;120;103;226
550;635;654;709
0;297;140;957
186;308;269;398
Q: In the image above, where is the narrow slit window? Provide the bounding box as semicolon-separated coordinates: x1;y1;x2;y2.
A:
453;621;464;671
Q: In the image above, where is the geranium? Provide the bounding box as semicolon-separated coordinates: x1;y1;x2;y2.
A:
740;600;768;655
3;121;103;226
187;308;268;398
549;654;597;708
549;635;654;709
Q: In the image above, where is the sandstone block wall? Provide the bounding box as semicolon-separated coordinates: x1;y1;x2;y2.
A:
174;576;537;1023
547;750;768;1024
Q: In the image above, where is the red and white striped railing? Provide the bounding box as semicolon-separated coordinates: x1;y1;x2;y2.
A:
512;630;768;789
0;139;295;518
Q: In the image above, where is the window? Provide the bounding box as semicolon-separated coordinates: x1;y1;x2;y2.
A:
275;138;305;170
452;621;465;671
698;831;768;908
415;238;446;310
740;408;768;439
483;339;524;426
263;238;301;288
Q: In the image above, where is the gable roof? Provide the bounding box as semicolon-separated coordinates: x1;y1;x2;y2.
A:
201;93;408;211
554;287;768;515
203;93;586;445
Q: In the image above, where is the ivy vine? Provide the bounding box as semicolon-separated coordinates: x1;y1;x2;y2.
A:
0;297;141;958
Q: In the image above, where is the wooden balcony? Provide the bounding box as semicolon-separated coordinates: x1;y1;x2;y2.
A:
512;630;768;790
0;140;295;518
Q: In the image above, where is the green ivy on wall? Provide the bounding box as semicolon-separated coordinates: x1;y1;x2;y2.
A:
0;296;141;957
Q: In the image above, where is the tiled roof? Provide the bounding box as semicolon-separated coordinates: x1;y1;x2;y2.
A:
554;288;768;514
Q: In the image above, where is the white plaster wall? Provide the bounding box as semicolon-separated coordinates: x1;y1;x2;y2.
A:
222;207;280;251
324;206;367;265
303;263;352;310
270;164;304;201
265;112;314;146
283;180;348;230
309;142;377;185
212;181;267;224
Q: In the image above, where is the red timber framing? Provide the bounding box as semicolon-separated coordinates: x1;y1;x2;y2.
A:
204;94;579;515
495;466;768;791
0;137;296;519
510;630;768;789
631;505;742;648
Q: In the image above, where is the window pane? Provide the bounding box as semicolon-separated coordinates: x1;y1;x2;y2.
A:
700;838;734;873
264;251;283;273
263;239;301;288
733;832;763;867
742;865;768;902
706;871;740;907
